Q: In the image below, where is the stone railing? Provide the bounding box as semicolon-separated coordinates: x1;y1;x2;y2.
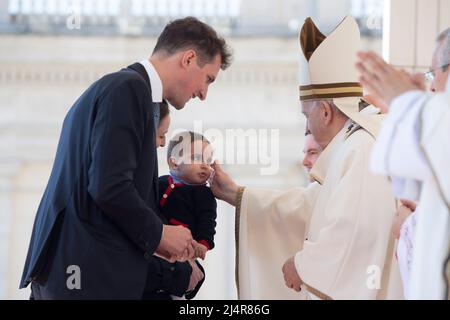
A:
0;62;297;87
5;0;241;30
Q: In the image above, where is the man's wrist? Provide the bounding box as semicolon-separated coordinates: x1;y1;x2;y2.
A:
227;185;243;206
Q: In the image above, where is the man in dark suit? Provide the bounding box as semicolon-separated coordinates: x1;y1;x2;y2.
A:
20;17;232;299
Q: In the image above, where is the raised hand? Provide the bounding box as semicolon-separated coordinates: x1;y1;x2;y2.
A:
356;51;424;111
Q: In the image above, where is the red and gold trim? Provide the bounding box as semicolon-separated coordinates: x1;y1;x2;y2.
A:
160;176;183;207
234;186;246;299
303;282;333;300
299;82;363;101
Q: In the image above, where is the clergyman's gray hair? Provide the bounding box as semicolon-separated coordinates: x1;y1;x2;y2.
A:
311;99;347;118
436;28;450;68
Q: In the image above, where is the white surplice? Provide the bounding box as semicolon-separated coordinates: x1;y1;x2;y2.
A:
370;81;450;299
237;120;403;299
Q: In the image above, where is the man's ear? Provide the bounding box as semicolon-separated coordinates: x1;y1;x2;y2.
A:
181;50;197;69
321;101;333;126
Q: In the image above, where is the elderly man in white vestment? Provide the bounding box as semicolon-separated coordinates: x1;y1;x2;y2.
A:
356;28;450;300
211;16;403;300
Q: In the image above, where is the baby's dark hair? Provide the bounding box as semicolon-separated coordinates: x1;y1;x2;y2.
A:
167;131;211;161
158;100;170;125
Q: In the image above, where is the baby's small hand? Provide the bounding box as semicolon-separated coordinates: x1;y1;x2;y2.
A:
193;242;208;260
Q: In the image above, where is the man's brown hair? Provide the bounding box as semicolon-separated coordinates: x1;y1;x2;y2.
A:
153;16;232;70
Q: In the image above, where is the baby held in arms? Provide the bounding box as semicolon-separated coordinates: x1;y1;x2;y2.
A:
158;129;217;298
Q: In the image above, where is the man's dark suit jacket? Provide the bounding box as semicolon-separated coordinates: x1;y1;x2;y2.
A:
20;63;195;299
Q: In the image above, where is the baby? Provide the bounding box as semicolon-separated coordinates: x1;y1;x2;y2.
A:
158;131;217;297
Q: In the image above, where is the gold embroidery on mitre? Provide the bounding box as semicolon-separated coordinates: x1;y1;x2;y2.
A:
299;82;363;101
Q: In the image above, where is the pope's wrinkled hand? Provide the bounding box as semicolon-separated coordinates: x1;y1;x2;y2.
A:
282;256;303;292
210;160;240;206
